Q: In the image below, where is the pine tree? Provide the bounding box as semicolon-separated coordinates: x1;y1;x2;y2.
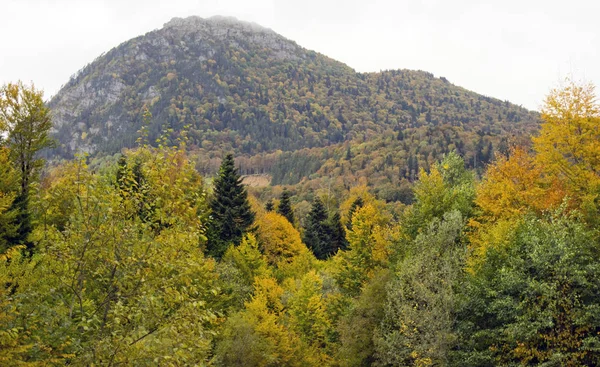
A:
277;189;294;225
265;199;274;212
327;211;348;254
207;154;255;258
303;197;330;260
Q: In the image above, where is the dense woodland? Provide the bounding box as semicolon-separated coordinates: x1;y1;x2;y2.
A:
48;16;537;195
1;77;600;366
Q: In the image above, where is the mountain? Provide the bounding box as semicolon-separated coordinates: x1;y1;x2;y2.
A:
48;15;538;170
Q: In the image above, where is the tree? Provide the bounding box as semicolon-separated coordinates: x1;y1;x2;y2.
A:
302;197;330;259
452;210;600;366
475;146;565;223
2;145;222;364
265;199;274;212
335;203;395;296
214;276;312;367
207;154;255;258
375;211;465;367
0;82;53;194
277;189;295;225
288;270;333;359
116;154;159;227
405;151;474;238
327;211;348;254
255;212;306;266
338;269;391;366
345;197;364;231
0;82;54;249
0;147;18;252
533;80;600;196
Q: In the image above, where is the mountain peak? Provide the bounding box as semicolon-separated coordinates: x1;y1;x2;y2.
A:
163;15;276;36
48;16;538;161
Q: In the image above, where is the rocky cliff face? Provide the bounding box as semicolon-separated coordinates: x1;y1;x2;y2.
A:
48;15;538;159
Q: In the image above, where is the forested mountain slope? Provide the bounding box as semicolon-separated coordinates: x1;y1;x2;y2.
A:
49;15;538;163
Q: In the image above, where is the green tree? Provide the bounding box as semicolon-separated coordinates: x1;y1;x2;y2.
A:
452;210;600;366
337;269;391;367
327;211;348;254
0;82;54;249
207;154;255;258
116;154;157;226
1;145;221;365
346;196;364;231
405;151;474;238
303;197;330;259
376;211;465;367
0;147;18;252
277;189;295;224
335;203;395;296
288;270;332;354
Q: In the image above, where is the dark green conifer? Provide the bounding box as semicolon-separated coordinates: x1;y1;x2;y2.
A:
346;197;364;231
207;154;255;258
277;189;294;224
303;197;330;260
327;211;348;254
265;199;274;212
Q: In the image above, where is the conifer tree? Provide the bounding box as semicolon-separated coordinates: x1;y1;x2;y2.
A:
303;197;331;260
207;154;255;258
265;199;274;212
277;189;294;224
327;211;348;254
346;197;364;231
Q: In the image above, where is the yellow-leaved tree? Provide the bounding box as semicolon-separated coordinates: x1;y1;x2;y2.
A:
475;146;566;221
533;79;600;197
214;276;312;367
255;211;314;280
334;203;398;296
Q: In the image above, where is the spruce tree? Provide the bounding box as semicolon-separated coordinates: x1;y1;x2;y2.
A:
277;189;294;225
327;211;348;254
265;199;274;212
207;154;255;258
303;197;330;260
346;197;364;231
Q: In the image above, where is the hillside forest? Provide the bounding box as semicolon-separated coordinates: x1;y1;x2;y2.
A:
47;16;538;208
1;79;600;366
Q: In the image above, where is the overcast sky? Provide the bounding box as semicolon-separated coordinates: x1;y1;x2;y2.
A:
2;0;599;111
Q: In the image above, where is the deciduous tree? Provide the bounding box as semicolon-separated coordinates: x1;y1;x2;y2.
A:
0;82;54;249
533;80;600;195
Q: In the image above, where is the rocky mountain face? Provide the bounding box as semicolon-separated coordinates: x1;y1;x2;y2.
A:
49;15;538;163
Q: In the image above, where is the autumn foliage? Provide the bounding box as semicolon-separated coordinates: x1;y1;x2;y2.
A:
1;80;600;365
